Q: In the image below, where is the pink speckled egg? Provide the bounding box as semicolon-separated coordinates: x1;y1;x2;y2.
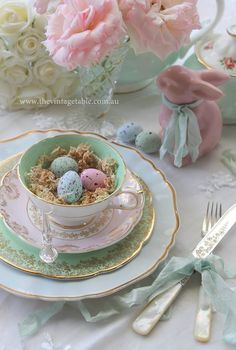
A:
81;168;107;191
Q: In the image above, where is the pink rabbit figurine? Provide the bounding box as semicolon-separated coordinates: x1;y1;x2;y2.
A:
156;65;229;167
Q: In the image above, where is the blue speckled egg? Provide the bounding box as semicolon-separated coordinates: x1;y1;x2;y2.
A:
135;131;161;154
57;171;82;204
50;156;78;178
117;122;143;143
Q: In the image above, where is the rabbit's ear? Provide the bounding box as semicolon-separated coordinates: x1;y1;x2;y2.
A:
156;76;178;90
200;70;229;86
192;80;224;100
157;65;191;91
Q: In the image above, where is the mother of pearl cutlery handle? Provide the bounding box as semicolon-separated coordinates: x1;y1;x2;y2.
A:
194;286;212;342
132;278;189;335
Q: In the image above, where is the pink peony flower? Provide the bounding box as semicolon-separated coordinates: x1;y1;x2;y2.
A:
118;0;201;60
44;0;125;69
34;0;50;14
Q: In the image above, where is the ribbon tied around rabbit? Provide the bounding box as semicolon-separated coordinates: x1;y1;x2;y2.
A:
160;95;203;167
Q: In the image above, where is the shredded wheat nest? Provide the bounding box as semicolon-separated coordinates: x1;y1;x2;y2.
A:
27;144;118;205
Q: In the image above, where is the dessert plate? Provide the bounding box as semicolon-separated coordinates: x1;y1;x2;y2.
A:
0;166;145;253
0;130;179;300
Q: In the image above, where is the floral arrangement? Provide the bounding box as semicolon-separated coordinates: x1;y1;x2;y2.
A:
0;0;79;110
0;0;201;111
36;0;201;70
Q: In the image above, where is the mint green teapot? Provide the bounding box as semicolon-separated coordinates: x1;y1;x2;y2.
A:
184;24;236;125
116;0;225;93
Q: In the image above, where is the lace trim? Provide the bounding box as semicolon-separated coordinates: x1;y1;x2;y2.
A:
198;171;236;198
41;333;72;350
32;109;124;137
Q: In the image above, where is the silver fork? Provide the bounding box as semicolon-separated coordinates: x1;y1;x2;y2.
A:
194;202;222;343
201;202;223;237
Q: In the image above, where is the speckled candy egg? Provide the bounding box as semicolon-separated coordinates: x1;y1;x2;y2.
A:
81;168;107;192
57;171;82;204
135;131;161;154
50;156;78;178
117;122;143;143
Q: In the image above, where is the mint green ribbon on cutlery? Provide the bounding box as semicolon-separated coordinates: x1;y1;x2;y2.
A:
19;254;236;346
160;96;203;168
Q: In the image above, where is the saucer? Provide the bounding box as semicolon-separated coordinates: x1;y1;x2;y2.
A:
0;155;154;280
0;167;145;253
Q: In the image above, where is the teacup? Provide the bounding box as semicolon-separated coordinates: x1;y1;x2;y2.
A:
18;134;141;227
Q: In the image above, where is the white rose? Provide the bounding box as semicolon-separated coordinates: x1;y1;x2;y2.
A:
12;82;53;110
0;38;12;66
0;80;16;110
1;57;32;85
33;57;60;85
16;27;45;62
0;38;7;51
53;73;80;99
0;0;33;37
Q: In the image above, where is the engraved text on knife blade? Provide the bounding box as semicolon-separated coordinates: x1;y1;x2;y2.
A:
192;204;236;259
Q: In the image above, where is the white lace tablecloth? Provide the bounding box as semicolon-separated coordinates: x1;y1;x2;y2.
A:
1;1;236;349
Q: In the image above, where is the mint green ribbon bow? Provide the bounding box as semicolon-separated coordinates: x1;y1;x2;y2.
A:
19;254;236;346
160;96;203;168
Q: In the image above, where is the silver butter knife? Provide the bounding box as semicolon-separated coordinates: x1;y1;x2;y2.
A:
132;203;236;335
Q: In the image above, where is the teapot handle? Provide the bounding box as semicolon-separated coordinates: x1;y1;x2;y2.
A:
190;0;225;45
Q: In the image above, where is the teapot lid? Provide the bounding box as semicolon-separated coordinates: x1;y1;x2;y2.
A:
195;26;236;77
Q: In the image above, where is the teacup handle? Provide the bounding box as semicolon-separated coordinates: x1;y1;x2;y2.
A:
108;189;142;210
190;0;225;45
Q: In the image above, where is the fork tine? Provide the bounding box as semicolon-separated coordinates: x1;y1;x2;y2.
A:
202;202;211;236
215;203;222;224
209;202;214;230
201;202;210;236
219;203;223;219
214;203;219;226
202;202;223;237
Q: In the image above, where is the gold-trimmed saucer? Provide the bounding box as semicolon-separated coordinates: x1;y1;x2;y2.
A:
0;153;154;279
0;160;146;253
